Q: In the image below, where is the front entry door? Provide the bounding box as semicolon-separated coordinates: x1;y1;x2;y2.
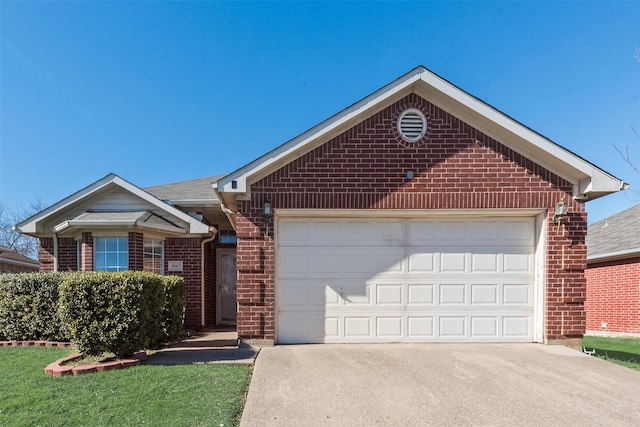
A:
217;249;237;325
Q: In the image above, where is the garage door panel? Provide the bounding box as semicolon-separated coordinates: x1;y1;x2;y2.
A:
345;317;371;337
471;284;498;304
439;284;466;304
471;253;499;272
503;316;530;337
408;252;436;272
471;316;498;337
407;220;438;245
440;253;467;272
376;284;403;304
439;317;466;337
439;220;469;242
503;252;532;273
407;316;435;337
503;284;531;305
407;284;435;305
277;216;535;343
502;220;534;244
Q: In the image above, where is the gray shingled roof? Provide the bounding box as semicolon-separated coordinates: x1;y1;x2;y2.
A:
144;175;225;202
0;245;39;267
587;204;640;262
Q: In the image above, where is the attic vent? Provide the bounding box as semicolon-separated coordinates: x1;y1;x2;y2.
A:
397;108;427;142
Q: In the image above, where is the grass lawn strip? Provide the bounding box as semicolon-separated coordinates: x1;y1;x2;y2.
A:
0;347;251;427
582;336;640;371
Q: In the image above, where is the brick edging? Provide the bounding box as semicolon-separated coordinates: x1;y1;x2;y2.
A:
44;352;147;377
0;340;73;348
0;341;146;376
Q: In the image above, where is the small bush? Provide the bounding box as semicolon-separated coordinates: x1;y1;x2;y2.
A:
159;275;186;345
58;271;164;357
0;273;70;341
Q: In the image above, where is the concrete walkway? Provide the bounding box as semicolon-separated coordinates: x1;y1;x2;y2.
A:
241;343;640;426
144;330;258;365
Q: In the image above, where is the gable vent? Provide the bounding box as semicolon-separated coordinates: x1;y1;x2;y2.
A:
397;108;427;142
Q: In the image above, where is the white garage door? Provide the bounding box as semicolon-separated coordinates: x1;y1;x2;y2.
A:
276;217;535;344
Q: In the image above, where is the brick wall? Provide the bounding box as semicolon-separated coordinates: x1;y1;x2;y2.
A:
81;232;93;271
235;93;586;343
586;258;640;335
128;232;144;271
164;237;203;330
38;237;78;272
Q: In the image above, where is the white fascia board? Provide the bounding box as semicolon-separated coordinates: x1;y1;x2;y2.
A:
216;68;424;195
16;173;122;234
54;219;137;233
216;66;623;201
413;72;625;197
16;173;211;235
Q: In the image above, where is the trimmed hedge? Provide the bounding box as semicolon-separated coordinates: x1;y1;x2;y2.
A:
58;271;165;357
0;271;187;356
0;273;70;341
160;275;186;345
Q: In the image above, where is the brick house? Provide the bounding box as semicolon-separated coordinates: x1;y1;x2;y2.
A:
0;245;39;273
17;66;625;345
585;205;640;337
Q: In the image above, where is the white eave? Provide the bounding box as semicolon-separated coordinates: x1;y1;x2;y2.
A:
16;173;211;236
216;66;625;209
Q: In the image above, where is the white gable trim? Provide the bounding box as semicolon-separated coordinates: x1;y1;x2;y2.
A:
16;173;211;235
217;66;625;205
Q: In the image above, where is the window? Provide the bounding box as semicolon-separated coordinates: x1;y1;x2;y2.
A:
219;229;237;244
95;237;128;272
144;238;164;274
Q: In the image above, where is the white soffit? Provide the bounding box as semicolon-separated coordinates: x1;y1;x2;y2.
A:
217;66;624;201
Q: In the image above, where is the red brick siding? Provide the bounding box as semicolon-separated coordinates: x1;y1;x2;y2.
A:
81;232;93;271
38;237;78;272
586;258;640;335
236;93;586;342
164;237;203;330
128;232;144;271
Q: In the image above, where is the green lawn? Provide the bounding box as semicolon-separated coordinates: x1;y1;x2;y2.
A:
0;347;251;427
582;335;640;371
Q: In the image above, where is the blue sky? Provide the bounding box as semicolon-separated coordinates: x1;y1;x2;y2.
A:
1;1;639;224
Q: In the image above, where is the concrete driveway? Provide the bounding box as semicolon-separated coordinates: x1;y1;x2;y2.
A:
241;343;640;426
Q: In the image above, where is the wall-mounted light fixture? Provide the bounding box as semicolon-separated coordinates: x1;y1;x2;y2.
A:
263;198;272;235
263;198;272;221
553;197;568;226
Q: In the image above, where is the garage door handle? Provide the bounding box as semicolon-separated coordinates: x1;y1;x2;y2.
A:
339;291;352;303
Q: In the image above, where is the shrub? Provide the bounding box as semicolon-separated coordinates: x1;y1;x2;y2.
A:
0;273;70;341
159;275;186;345
58;271;164;357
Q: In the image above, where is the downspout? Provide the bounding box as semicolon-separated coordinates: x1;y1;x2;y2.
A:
201;227;218;329
53;233;59;272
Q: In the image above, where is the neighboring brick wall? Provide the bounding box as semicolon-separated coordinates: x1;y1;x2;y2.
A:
235;93;587;343
165;237;203;330
38;237;78;272
0;261;39;273
586;258;640;335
